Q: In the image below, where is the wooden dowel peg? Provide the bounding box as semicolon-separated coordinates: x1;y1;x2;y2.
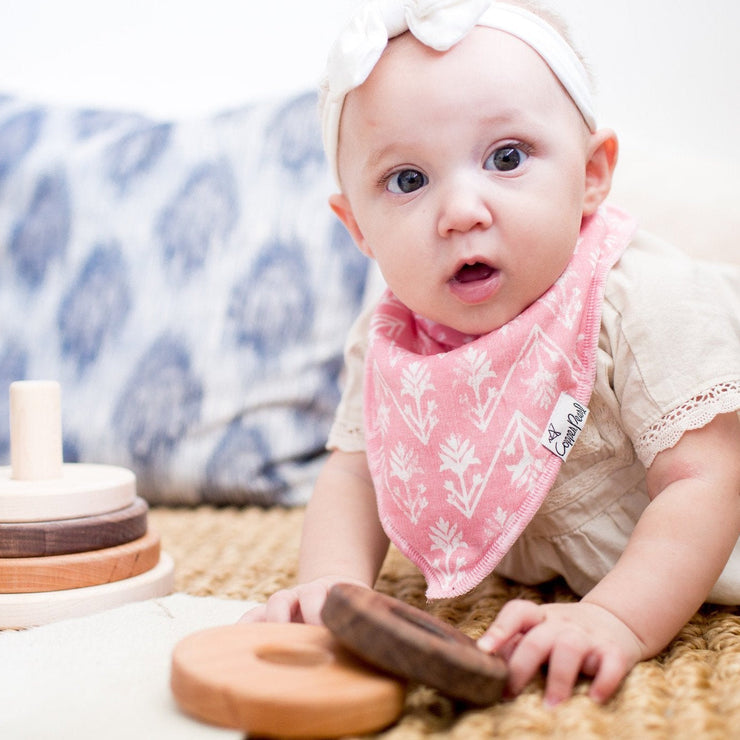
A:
10;381;63;481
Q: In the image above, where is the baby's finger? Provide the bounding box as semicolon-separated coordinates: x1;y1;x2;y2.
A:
238;603;267;623
262;590;303;623
543;631;591;706
297;584;331;626
504;626;555;696
478;599;545;652
588;647;630;703
490;632;522;662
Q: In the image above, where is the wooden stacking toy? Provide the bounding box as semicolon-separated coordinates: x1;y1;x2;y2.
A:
170;583;508;737
0;380;174;628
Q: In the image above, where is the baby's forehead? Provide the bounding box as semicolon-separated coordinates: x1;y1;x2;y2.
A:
352;26;564;105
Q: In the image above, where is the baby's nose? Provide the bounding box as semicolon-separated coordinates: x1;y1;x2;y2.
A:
437;177;493;237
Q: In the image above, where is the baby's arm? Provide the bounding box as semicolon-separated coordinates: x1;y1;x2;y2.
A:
240;450;389;624
479;412;740;705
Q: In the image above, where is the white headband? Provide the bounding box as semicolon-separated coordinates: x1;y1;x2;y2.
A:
320;0;596;186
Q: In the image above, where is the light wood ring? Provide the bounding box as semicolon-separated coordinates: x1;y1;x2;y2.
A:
170;622;406;738
0;463;136;522
0;552;174;628
0;497;149;558
0;530;160;593
321;583;507;705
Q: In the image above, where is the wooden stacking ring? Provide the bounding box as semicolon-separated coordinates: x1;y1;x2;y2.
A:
0;529;161;593
0;463;136;522
0;551;175;628
170;622;406;738
0;497;149;558
321;583;508;705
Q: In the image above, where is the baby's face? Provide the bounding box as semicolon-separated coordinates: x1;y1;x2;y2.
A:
334;27;599;335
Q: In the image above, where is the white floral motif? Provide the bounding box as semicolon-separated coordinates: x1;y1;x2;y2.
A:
398;361;439;443
388;442;429;524
504;412;546;494
369;311;406;343
439;434;485;518
484;506;510;539
519;326;575;408
559;286;583;330
427;517;469;591
522;364;559;410
541;268;583;330
371;359;439;443
375;400;391;436
454;346;499;432
506;447;546;494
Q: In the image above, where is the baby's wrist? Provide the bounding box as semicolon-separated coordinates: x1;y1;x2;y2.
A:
579;597;649;658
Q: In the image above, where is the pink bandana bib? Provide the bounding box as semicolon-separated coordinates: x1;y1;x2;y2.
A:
364;204;637;598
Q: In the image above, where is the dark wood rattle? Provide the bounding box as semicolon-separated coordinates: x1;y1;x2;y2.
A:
321;582;508;705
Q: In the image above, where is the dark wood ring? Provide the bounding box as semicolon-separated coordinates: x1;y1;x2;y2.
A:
0;497;149;557
321;583;507;705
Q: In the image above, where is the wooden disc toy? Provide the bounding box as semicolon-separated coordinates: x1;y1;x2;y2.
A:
0;497;149;558
170;622;406;738
0;381;136;522
0;552;175;628
321;583;508;705
0;529;161;593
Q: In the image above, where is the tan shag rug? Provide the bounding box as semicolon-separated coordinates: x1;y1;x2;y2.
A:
149;505;740;739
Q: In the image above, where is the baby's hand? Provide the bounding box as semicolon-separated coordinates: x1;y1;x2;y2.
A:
239;577;370;625
477;600;645;705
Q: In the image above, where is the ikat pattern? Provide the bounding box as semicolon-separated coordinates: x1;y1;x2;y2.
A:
0;92;369;505
365;206;637;598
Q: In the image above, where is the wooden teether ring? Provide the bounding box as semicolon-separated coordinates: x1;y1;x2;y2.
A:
0;497;149;558
0;529;161;593
170;622;406;738
321;583;507;705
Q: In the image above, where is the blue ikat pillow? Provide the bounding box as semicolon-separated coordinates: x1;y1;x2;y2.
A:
0;92;368;506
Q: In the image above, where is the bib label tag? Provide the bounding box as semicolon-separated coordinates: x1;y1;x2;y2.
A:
541;392;589;462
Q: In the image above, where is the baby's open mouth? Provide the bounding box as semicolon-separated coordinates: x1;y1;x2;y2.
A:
453;262;496;284
448;260;500;304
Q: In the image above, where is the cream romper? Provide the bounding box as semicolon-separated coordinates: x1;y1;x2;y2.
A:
328;231;740;604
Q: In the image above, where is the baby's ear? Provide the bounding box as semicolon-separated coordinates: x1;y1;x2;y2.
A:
582;129;618;216
329;194;374;258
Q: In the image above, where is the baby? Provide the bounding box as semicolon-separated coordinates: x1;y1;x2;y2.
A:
243;0;740;706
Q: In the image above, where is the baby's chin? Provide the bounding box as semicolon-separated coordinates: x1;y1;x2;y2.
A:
421;308;515;339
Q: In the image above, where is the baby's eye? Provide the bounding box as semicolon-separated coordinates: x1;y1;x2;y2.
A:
485;146;529;172
386;169;428;194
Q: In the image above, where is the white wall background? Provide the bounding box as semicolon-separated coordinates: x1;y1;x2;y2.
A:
0;0;738;257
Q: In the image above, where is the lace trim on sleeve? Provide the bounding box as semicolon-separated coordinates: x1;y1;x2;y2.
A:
326;419;367;452
634;381;740;467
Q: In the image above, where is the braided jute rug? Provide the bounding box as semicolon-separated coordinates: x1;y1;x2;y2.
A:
150;505;740;739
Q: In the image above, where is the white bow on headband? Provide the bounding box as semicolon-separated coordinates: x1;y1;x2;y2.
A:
326;0;490;96
320;0;597;185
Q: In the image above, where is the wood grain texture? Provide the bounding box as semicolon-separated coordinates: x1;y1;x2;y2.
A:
0;463;136;522
321;583;508;705
0;552;174;628
0;530;161;593
171;622;405;738
0;497;149;558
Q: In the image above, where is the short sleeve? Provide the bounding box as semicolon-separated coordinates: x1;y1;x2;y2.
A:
326;303;373;452
601;231;740;466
